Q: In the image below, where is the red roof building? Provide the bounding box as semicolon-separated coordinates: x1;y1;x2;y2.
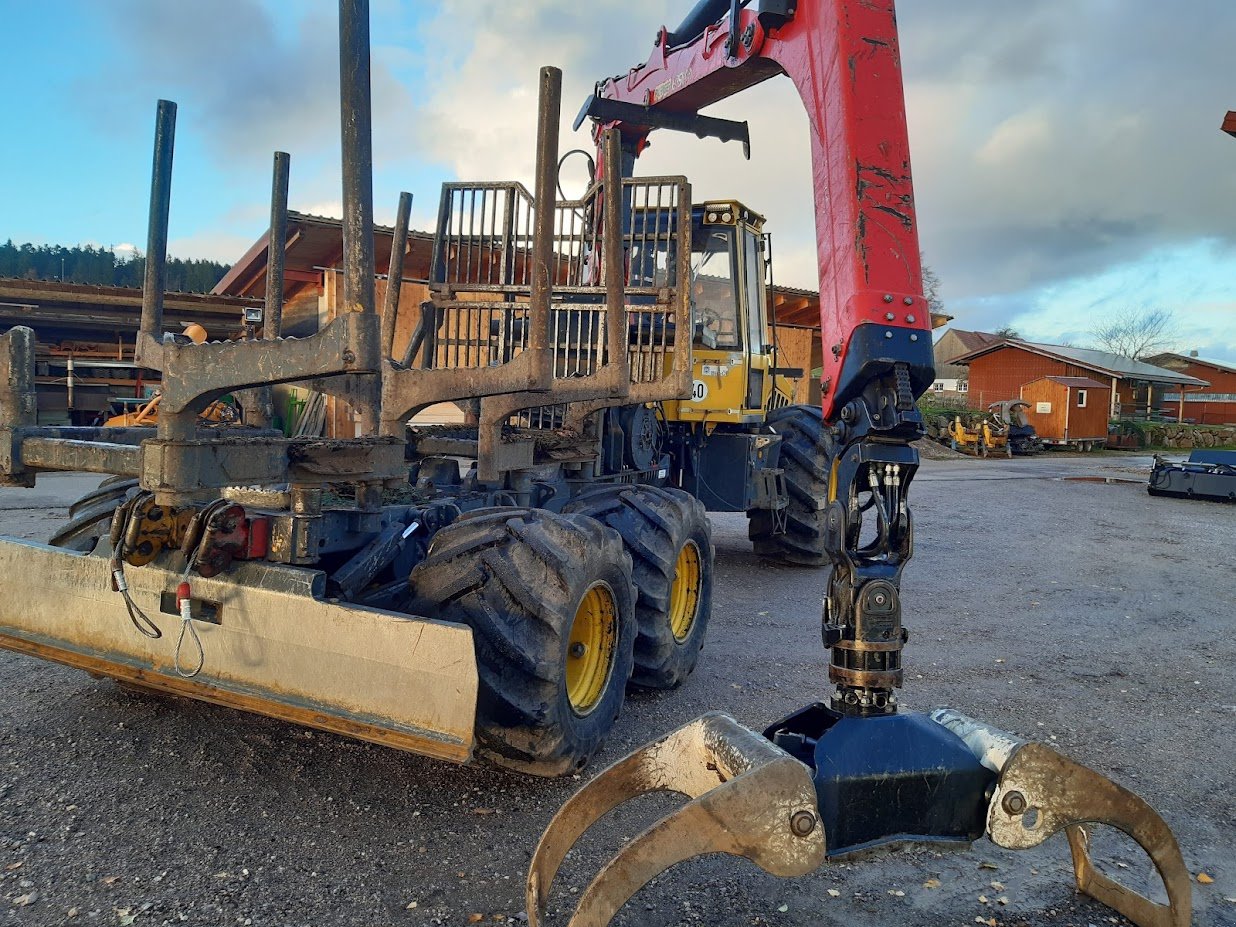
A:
951;340;1209;418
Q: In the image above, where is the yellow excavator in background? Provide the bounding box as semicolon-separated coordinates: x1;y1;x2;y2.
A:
947;414;986;456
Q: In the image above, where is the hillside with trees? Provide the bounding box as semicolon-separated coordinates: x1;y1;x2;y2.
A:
0;240;229;294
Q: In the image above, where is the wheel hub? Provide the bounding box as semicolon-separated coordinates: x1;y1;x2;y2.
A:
566;582;619;715
669;540;702;643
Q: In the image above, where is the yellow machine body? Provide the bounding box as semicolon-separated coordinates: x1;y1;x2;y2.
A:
948;416;984;456
660;200;797;427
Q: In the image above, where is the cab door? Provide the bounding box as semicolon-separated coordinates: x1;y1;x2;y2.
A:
738;226;771;411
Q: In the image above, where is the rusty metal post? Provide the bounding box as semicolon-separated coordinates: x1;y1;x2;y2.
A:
339;0;380;435
242;150;291;429
382;191;412;362
601;128;627;379
0;327;38;486
416;301;437;369
526;66;561;391
339;0;377;328
265;151;291;340
138;100;177;352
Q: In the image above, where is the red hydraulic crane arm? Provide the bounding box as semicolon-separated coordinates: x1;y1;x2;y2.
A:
589;0;933;421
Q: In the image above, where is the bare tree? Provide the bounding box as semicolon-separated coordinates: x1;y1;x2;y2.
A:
1090;308;1177;359
920;255;944;316
993;325;1021;339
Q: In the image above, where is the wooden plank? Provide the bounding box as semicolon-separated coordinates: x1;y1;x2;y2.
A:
769;324;815;404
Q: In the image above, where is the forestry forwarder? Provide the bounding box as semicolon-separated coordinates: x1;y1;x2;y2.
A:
527;2;1191;926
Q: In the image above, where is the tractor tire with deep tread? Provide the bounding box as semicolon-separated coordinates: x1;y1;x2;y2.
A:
564;485;713;690
748;403;830;567
408;507;636;777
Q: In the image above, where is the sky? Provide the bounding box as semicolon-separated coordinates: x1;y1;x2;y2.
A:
1;0;1234;361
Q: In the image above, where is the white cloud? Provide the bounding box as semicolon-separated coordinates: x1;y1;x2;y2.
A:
976;108;1053;167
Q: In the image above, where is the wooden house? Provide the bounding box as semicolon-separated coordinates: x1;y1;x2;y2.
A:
952;340;1208;419
1020;376;1111;449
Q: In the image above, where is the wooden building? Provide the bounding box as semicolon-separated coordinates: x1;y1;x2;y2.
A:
930;328;1002;399
1143;352;1236;425
951;340;1208;419
1020;376;1111;448
0;278;260;424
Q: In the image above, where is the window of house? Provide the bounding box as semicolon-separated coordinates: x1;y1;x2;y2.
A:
958;381;969;393
933;382;944;392
1076;389;1087;408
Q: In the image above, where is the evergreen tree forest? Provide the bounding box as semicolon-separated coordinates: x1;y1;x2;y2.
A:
0;240;230;293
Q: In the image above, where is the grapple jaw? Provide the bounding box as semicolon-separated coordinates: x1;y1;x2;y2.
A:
935;710;1191;927
929;710;1191;927
526;712;826;927
531;709;1191;927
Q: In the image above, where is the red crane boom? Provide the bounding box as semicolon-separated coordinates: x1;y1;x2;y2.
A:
583;0;933;419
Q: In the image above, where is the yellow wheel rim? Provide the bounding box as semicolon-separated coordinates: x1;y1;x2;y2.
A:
669;540;703;643
566;582;618;716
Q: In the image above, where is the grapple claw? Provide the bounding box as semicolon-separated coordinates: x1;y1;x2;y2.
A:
526;712;825;927
993;743;1191;927
933;710;1191;927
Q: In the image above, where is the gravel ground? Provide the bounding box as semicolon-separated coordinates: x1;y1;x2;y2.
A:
1;457;1233;927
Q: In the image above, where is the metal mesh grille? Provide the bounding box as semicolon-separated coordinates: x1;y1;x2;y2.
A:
427;176;687;423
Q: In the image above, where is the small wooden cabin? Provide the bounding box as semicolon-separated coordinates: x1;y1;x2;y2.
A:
1020;376;1111;449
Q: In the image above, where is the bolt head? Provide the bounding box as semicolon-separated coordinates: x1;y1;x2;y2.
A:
903;296;914;305
1002;790;1028;815
884;330;893;339
906;314;916;324
790;810;817;837
883;294;894;303
569;642;586;658
885;312;896;321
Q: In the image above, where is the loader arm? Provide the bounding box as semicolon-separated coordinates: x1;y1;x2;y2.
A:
529;3;1191;926
583;0;935;419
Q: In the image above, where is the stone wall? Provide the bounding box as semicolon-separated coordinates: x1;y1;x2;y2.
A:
1142;424;1236;449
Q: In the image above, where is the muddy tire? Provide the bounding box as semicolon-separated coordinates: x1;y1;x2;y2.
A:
409;508;636;776
49;477;139;552
748;404;830;567
564;485;713;690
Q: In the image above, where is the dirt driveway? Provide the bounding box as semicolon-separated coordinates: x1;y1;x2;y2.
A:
1;457;1232;926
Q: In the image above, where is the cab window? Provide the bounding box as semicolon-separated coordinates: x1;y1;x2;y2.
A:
742;229;766;353
691;230;740;349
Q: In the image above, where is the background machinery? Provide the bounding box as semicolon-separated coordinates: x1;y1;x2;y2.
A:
1149;449;1236;502
528;2;1190;926
947;414;986;456
989;398;1042;455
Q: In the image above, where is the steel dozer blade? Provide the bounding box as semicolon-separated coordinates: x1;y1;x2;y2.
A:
934;710;1192;927
526;712;826;927
531;709;1190;927
0;538;478;763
